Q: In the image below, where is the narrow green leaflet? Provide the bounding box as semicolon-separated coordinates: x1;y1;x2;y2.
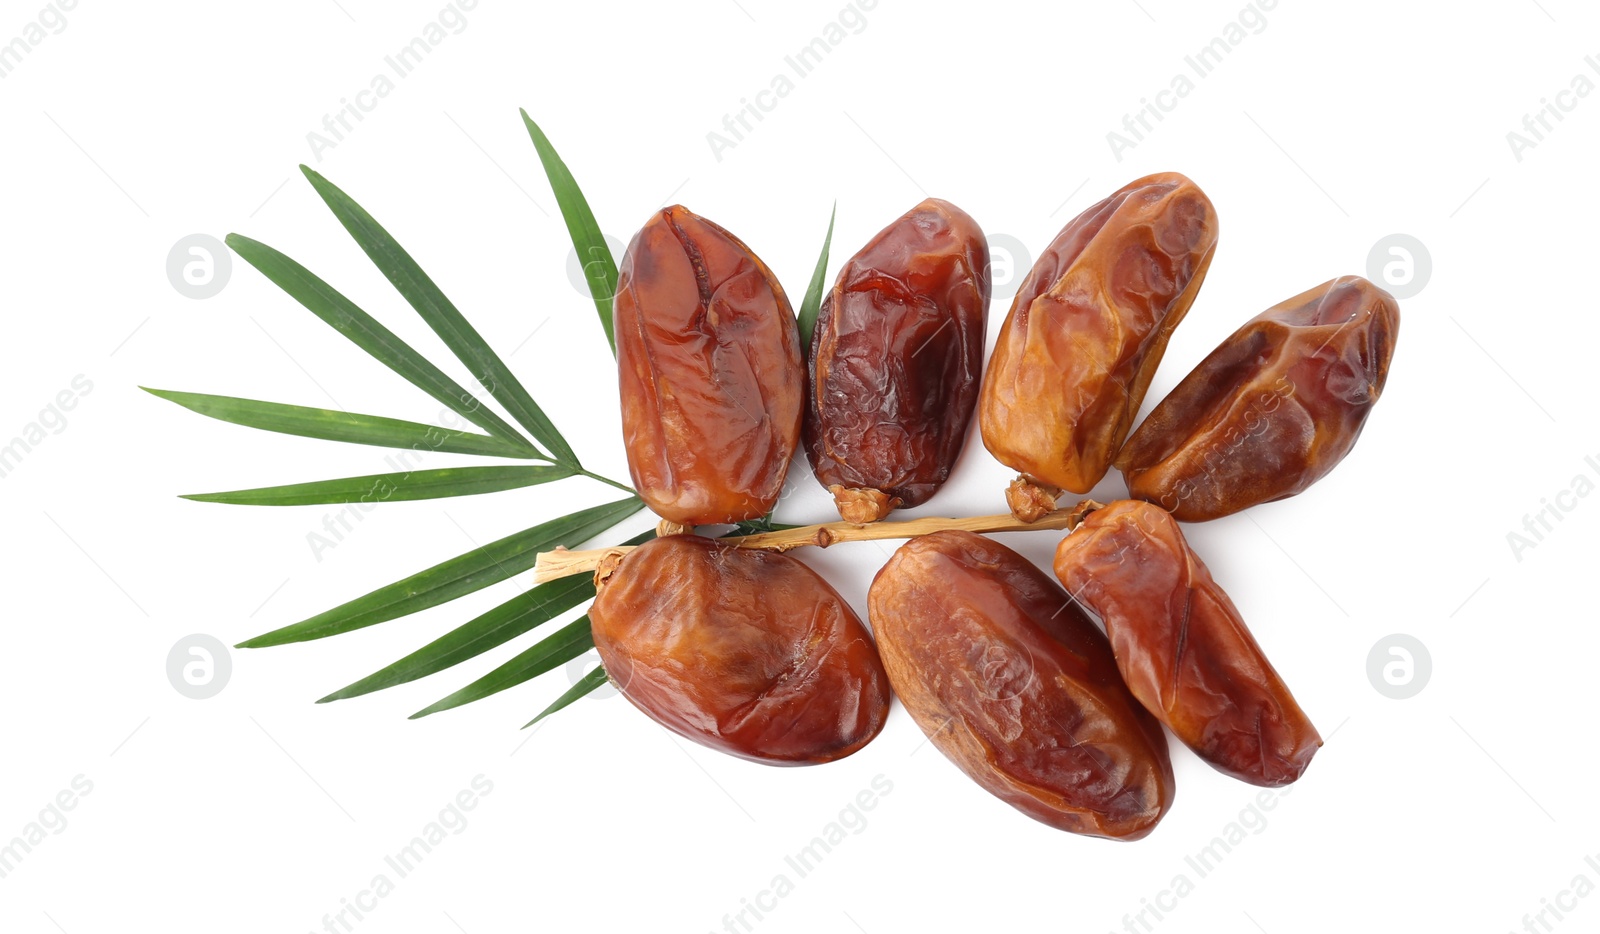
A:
225;233;534;453
728;517;800;536
181;465;573;507
318;575;594;702
796;202;836;355
525;665;609;728
520;110;618;354
317;530;653;703
237;496;643;648
143;388;532;459
299;167;579;466
410;616;594;719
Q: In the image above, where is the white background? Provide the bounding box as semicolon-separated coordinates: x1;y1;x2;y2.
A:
1;1;1595;932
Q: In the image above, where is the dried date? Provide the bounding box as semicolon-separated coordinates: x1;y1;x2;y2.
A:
980;173;1218;507
804;198;991;524
589;534;890;765
1053;500;1321;786
614;205;803;525
868;530;1174;839
1116;275;1400;521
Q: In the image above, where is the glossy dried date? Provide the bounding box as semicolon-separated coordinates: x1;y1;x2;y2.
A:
868;530;1174;839
614;205;803;525
1053;500;1320;786
589;534;890;765
1116;275;1400;521
980;172;1218;504
804;199;991;524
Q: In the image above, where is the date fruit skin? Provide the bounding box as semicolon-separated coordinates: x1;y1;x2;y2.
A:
980;172;1218;497
589;534;890;766
804;199;991;523
1116;275;1400;521
868;530;1175;839
614;205;803;526
1053;500;1321;787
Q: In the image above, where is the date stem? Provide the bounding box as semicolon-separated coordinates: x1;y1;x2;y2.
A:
533;500;1104;584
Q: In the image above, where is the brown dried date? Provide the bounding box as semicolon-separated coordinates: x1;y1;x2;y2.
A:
614;205;803;525
979;173;1218;507
1053;500;1321;786
1116;275;1400;521
589;534;890;765
868;530;1174;839
804;199;991;524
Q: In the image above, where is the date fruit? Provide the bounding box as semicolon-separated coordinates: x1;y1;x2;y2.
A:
1053;500;1321;786
1116;275;1400;521
614;205;803;525
868;530;1175;839
804;199;991;524
589;534;890;765
980;173;1218;507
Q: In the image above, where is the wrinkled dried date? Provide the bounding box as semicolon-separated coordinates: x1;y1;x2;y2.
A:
1116;275;1400;521
804;199;991;524
614;205;803;525
1053;500;1320;786
589;534;890;765
980;173;1218;506
868;530;1175;839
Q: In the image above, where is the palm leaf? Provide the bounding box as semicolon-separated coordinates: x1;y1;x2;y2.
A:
226;233;534;453
299;167;579;466
182;465;573;507
520;110;618;354
237;496;643;648
317;530;652;702
796;202;837;354
319;575;593;702
410;616;594;719
526;665;609;727
144;388;531;458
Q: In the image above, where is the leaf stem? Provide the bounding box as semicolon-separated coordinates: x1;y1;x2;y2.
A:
531;501;1104;584
578;469;635;494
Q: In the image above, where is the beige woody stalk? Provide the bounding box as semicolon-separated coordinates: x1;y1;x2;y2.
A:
531;501;1104;584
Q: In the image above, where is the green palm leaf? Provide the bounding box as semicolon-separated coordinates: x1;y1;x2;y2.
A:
521;110;618;354
237;496;643;648
796;202;837;355
319;576;593;703
144;388;532;458
299;167;579;466
181;465;574;506
526;665;609;727
410;616;595;719
317;530;652;703
226;233;534;453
